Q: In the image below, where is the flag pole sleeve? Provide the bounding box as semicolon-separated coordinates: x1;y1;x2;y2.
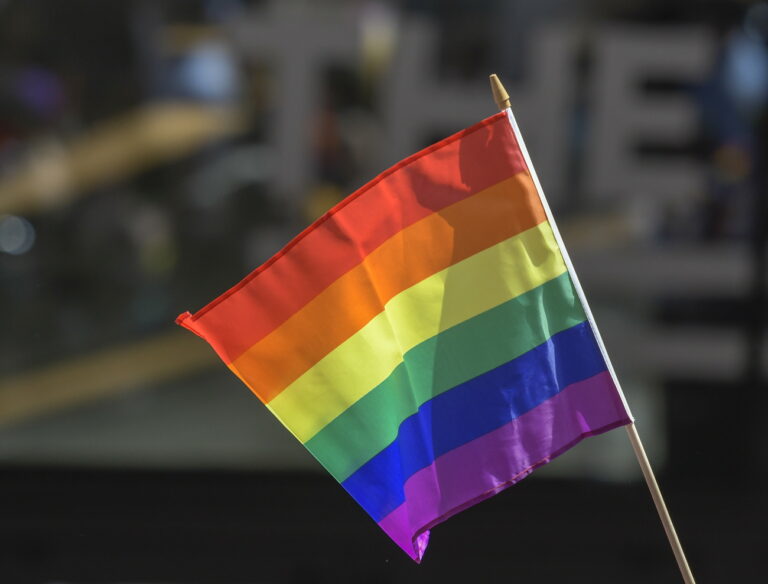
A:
491;73;633;418
488;73;695;584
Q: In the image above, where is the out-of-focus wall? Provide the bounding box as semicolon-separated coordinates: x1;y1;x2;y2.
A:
0;0;765;482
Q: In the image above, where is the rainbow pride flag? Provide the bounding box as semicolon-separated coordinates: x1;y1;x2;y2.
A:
176;110;633;562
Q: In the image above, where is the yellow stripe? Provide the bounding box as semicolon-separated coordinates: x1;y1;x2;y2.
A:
266;221;566;442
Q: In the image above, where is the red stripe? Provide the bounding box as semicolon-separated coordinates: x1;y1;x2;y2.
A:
178;112;526;363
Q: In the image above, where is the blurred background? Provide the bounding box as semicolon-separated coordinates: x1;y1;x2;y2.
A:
0;0;766;582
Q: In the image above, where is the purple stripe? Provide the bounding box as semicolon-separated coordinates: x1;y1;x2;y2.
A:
376;371;630;562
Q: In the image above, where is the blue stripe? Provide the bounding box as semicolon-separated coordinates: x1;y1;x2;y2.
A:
341;320;607;521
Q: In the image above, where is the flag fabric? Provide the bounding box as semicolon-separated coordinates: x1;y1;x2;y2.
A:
176;110;633;562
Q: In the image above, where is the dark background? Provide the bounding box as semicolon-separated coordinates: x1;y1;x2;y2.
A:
0;1;765;582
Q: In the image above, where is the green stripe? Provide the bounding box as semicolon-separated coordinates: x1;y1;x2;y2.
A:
305;272;586;482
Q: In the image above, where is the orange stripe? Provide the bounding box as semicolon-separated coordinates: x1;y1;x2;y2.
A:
231;172;544;403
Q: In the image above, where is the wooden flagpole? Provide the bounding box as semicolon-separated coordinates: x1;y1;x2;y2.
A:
488;73;696;584
625;422;695;583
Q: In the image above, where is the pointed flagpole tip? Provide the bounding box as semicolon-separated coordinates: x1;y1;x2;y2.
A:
489;73;511;111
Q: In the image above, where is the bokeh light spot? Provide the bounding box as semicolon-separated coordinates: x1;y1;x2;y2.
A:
0;215;36;255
